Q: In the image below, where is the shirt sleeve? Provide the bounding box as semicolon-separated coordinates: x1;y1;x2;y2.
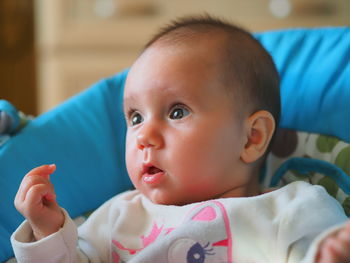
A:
275;182;348;263
11;209;87;263
11;194;122;263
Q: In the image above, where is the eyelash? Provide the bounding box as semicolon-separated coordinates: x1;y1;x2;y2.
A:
126;108;136;119
126;109;142;126
125;103;191;126
168;104;190;120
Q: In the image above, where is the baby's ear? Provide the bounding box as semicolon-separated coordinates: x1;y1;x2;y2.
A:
240;110;275;164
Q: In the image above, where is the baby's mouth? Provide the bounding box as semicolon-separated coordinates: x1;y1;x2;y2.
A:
142;164;165;184
147;166;163;175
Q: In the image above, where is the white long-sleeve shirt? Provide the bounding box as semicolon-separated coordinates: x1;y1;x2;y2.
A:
11;181;348;263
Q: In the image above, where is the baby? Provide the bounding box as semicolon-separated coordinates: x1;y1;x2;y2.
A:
11;16;350;263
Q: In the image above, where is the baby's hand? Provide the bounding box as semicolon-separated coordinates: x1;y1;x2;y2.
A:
316;220;350;263
14;164;64;240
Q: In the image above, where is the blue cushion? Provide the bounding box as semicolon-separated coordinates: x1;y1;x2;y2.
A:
255;27;350;143
0;70;133;261
1;27;350;261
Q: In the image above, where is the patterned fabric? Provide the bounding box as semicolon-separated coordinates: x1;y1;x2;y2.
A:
0;100;33;147
11;184;347;263
263;129;350;216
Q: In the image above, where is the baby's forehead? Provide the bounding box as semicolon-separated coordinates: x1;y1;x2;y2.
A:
126;31;246;99
145;39;227;76
125;61;236;112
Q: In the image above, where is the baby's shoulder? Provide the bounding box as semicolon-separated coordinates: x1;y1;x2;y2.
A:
266;181;342;213
276;181;330;199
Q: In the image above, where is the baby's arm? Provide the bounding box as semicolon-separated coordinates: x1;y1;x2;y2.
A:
14;164;64;240
12;165;118;262
316;220;350;263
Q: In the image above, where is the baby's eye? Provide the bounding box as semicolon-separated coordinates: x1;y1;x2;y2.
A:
169;105;190;120
130;112;143;126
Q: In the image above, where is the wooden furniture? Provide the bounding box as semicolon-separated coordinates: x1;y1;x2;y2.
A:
0;0;37;115
35;0;350;113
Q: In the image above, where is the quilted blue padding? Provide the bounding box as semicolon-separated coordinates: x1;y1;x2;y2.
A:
255;27;350;142
1;27;349;261
0;70;133;261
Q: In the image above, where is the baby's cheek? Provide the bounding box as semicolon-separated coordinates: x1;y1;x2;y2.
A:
125;152;138;180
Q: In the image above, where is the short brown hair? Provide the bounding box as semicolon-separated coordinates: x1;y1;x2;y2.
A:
144;15;281;127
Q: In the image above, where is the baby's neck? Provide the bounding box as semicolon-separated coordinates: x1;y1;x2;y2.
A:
218;180;262;199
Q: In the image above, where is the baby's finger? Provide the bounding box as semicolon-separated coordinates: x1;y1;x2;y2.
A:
17;174;54;203
344;220;350;232
24;184;56;215
15;175;46;206
324;237;350;263
17;165;56;201
317;246;334;263
337;227;350;243
25;164;56;179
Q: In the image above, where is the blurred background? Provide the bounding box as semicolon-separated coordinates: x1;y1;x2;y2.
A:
0;0;349;115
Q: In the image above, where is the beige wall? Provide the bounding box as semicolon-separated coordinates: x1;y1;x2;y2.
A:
35;0;350;113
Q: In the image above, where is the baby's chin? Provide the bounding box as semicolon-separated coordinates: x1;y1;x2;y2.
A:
146;191;210;207
144;192;182;206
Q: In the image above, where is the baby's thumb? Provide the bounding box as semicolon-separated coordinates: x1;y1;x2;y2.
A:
44;192;57;201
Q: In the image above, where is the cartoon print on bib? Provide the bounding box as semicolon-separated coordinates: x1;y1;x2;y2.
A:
112;200;232;263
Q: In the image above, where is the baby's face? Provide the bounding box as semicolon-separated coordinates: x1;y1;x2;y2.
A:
124;43;249;205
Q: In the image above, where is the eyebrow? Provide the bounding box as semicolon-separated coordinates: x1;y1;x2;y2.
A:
123;84;203;110
123;95;137;108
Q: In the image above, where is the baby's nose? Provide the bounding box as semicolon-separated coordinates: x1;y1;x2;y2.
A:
137;134;152;150
136;124;163;150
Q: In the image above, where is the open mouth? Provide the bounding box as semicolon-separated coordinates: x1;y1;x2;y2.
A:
143;165;165;184
147;166;163;175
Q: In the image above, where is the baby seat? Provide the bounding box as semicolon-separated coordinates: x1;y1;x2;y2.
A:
0;27;349;262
